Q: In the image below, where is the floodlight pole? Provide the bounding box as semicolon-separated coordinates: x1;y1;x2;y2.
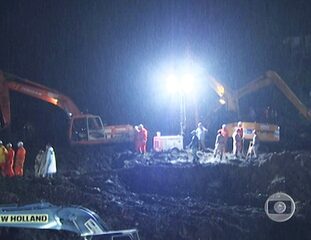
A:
180;92;186;136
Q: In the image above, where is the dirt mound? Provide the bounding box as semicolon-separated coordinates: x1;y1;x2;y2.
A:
0;149;310;240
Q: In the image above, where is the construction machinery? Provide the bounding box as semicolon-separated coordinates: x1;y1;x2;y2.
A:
236;71;311;121
0;71;134;145
208;71;310;141
206;70;310;121
225;122;280;142
204;73;238;112
0;202;140;240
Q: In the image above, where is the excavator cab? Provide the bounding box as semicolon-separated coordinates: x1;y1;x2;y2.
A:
70;114;107;144
70;115;135;145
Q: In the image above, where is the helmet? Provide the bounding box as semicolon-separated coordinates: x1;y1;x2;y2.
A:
0;140;2;145
238;121;242;127
17;141;23;147
6;143;12;148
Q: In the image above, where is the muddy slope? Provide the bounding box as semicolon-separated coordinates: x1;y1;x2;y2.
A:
0;150;310;240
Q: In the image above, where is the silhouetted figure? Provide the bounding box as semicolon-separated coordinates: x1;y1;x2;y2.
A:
188;130;199;164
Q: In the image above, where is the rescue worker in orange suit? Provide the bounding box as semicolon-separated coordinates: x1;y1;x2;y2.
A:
134;124;148;153
5;143;15;177
0;141;8;176
14;141;26;176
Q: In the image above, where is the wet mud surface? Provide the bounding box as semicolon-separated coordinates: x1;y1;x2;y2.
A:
0;149;310;240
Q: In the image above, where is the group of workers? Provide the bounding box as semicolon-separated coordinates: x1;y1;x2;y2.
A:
217;121;259;160
0;140;26;177
133;121;259;162
34;143;57;178
189;121;259;162
0;140;57;178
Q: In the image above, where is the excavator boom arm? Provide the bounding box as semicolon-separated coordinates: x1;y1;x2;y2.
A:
206;74;238;112
236;71;311;121
0;71;81;117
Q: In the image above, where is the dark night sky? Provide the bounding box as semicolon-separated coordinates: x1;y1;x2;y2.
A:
0;0;310;139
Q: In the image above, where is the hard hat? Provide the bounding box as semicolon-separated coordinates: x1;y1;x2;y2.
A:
238;121;242;127
222;124;227;128
17;141;23;147
138;124;144;129
6;143;12;148
0;140;2;145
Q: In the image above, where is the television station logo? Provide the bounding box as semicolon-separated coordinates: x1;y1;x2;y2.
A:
265;192;295;222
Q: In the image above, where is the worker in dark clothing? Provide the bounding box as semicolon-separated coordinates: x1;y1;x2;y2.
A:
189;130;199;164
218;124;229;152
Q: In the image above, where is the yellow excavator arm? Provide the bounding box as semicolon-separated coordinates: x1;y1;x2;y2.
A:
205;74;239;112
236;71;311;121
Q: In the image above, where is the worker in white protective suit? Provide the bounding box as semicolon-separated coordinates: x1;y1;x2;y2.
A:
34;149;45;177
43;144;57;178
247;130;260;159
195;122;208;151
213;130;226;160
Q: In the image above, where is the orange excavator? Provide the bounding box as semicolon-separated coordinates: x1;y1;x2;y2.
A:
0;71;134;145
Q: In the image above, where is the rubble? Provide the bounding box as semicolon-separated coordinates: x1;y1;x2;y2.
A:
0;148;310;239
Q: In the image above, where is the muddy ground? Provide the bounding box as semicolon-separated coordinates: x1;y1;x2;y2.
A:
0;148;310;240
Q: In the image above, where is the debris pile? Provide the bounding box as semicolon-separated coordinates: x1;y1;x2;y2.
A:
0;149;310;240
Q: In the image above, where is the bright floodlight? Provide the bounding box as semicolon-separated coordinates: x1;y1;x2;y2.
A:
165;70;197;94
219;98;226;105
180;74;194;93
165;73;179;93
